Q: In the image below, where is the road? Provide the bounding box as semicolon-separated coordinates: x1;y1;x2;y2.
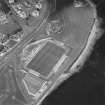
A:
0;11;49;67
